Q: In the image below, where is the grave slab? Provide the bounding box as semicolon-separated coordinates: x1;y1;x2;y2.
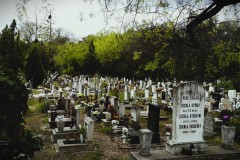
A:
131;146;240;160
55;139;95;152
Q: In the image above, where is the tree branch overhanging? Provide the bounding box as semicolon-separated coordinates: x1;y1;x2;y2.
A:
186;0;240;47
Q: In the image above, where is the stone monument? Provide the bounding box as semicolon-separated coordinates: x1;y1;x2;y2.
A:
166;81;207;154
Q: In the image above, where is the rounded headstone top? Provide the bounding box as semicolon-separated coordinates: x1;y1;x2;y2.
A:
139;129;152;133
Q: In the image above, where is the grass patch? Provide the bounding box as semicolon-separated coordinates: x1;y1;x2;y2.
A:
204;136;222;145
28;98;40;106
99;126;113;135
32;89;43;95
83;151;104;160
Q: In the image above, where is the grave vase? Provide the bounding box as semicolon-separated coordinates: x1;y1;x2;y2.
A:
80;134;84;143
221;125;236;149
139;129;153;157
56;121;65;131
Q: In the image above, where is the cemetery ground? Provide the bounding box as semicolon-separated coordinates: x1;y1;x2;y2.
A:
25;86;240;160
25;91;172;159
26;99;135;160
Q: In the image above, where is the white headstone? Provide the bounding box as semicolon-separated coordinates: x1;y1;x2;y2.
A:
152;85;156;93
130;89;136;100
131;106;140;123
124;91;129;101
139;80;143;90
75;105;81;126
119;104;125;118
171;81;205;143
228;90;236;103
145;89;149;100
84;117;94;141
152;92;158;105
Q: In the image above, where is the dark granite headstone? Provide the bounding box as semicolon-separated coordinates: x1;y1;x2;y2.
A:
212;93;221;109
147;103;160;143
162;91;166;101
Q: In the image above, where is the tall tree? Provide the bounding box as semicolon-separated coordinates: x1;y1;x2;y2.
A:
0;20;43;159
25;42;46;88
0;20;25;77
82;39;99;75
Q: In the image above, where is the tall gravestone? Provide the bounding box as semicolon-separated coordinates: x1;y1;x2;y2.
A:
166;81;206;154
147;103;160;143
203;112;214;137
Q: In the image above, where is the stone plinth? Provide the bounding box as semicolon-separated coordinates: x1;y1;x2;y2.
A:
166;140;208;154
51;127;78;142
221;125;236;149
55;139;95;152
139;129;153;157
131;146;240;160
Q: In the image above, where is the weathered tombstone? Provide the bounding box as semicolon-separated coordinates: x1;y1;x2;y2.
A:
203;112;214;137
131;105;140;124
83;87;87;97
140;105;149;117
152;92;158;105
78;82;83;94
221;99;233;111
119;103;126;118
51;84;55;95
110;96;117;108
147;103;160;143
166;81;206;154
124;85;129;101
145;89;149;100
228;90;236;103
75;105;81;127
139;129;153;157
152;85;156;94
84;117;94;141
139;80;143;90
130;89;137;100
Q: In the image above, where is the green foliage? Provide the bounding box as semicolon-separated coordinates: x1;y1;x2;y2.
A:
0;20;25;77
0;21;43;159
25;42;46;88
83;151;104;160
54;42;88;75
10;133;43;159
204;136;222;145
214;77;235;90
52;21;240;88
99;126;113;135
0;74;43;159
38;99;54;113
82;39;99;75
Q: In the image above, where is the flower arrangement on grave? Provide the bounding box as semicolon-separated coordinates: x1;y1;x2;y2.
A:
78;125;86;138
164;125;172;135
220;109;236;149
79;126;86;143
220;109;233;126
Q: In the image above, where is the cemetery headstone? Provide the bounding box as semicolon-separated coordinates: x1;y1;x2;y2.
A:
119;103;126;118
166;81;206;154
84;116;94;141
228;90;236;103
147;103;160;143
203;112;214;137
221;99;233;111
139;129;153;157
